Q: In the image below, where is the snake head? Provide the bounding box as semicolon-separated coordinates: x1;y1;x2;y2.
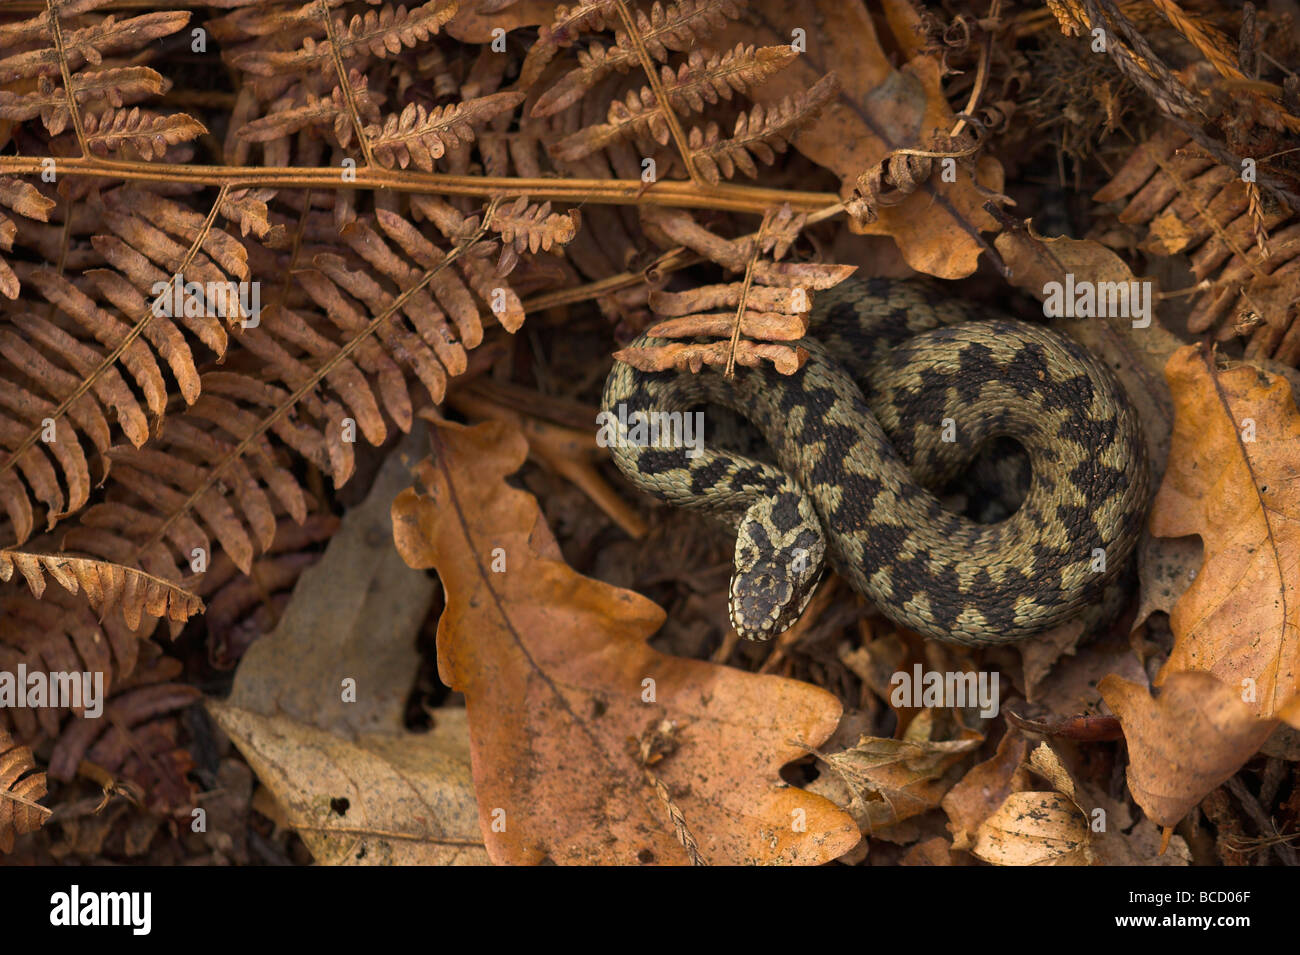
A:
729;495;826;641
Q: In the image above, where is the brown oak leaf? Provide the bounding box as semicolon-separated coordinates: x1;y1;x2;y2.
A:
1101;345;1300;825
391;416;860;865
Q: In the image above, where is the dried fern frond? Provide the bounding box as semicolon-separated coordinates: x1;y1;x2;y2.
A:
58;197;529;581
236;69;382;147
625;205;854;375
63;374;317;579
0;10;191;86
517;0;620;89
365;90;525;172
47;645;200;814
544;0;621;45
488;197;580;275
0;68;168;137
1094;124;1300;361
0;586;146;741
688;74;839;185
297;200;519;410
641;205;854;288
648;281;810;340
0;2;200;173
532;0;746;117
0;728;47;854
0;177;56;300
232;0;458;76
0;186;258;544
78;106;207;161
0;3;192;299
614;338;809;374
551;43;799;160
0;549;203;629
411;195;528;331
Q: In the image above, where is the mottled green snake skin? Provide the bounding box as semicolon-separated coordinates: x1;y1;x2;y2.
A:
600;277;1150;646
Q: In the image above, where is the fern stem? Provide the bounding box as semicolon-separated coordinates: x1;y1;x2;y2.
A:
724;209;768;379
0;157;839;215
611;0;702;185
519;199;845;312
318;0;377;169
45;0;90;158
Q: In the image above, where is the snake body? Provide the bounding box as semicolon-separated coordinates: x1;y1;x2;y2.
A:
600;278;1150;646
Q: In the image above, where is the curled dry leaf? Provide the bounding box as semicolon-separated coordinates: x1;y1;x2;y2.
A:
951;736;1190;866
970;744;1101;866
1102;672;1274;829
391;416;860;865
942;728;1031;852
810;709;981;833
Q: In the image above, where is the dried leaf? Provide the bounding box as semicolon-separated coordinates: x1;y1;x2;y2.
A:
391;416;860;865
1100;345;1300;824
208;431;491;864
971;791;1091;866
1101;672;1273;828
209;704;488;865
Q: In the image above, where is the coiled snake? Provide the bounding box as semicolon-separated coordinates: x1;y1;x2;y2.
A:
600;278;1150;646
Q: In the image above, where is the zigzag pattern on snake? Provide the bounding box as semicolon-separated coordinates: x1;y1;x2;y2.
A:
600;277;1151;647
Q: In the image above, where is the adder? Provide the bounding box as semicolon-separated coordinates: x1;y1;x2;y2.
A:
600;277;1150;647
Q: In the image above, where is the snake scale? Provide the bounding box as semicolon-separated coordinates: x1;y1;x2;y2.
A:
600;277;1150;646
